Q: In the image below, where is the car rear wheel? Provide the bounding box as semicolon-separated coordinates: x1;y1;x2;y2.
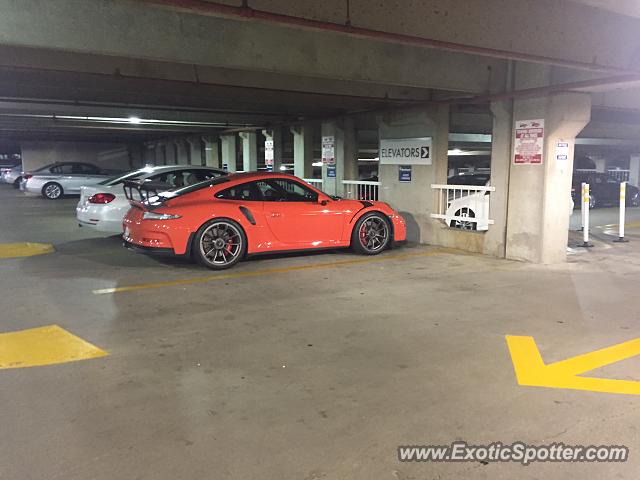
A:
194;219;247;270
351;212;390;255
42;182;63;200
12;177;21;189
450;208;477;231
589;194;597;209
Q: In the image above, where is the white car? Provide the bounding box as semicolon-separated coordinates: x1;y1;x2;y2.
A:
21;162;123;199
1;165;22;188
444;173;491;231
76;165;226;233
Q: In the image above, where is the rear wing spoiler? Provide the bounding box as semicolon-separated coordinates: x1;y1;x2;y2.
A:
123;180;172;209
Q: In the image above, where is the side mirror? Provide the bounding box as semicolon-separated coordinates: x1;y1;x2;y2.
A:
318;194;330;206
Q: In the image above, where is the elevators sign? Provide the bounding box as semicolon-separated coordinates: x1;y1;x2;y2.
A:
514;119;545;165
322;136;335;165
265;140;274;171
379;137;432;165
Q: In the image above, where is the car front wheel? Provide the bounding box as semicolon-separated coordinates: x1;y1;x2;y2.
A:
351;212;391;255
42;182;63;200
193;219;247;270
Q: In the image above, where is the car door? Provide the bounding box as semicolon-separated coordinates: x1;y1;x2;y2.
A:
49;163;77;191
257;178;345;245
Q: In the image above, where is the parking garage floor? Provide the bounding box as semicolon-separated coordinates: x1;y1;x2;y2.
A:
2;187;640;479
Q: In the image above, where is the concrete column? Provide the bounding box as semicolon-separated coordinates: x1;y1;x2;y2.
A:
505;91;591;263
239;131;258;172
377;106;449;244
291;124;314;179
165;142;178;165
174;140;189;165
154;142;165;166
483;100;512;258
220;134;237;172
593;157;607;173
203;136;221;168
143;144;156;166
262;128;283;172
187;137;203;166
629;155;640;187
321;119;358;196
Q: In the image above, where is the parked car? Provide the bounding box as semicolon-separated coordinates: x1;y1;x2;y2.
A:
76;165;227;233
1;164;23;188
122;172;407;269
20;162;125;199
445;173;492;231
571;172;640;208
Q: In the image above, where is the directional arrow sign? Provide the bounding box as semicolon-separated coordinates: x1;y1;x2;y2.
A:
506;335;640;395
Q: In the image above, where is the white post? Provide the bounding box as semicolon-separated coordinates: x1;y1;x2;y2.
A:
580;182;586;231
579;183;593;248
615;182;628;243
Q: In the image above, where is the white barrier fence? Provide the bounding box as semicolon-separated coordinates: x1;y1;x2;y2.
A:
303;178;323;190
430;184;495;231
342;180;381;201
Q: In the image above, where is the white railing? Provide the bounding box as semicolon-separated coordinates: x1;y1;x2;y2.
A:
430;184;495;231
304;178;323;189
608;169;630;182
342;180;381;201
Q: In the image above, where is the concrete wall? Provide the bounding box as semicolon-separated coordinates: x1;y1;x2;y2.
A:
21;141;140;172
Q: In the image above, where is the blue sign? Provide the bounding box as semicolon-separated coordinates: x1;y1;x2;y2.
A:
399;165;412;182
327;166;336;178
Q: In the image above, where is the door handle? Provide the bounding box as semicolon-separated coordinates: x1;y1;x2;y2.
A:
271;212;282;217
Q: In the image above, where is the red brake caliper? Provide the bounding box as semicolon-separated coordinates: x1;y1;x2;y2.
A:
360;224;367;246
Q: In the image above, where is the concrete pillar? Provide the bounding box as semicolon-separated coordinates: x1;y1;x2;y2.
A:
154;142;165;166
239;131;258;172
220;134;237;172
630;155;640;188
593;157;607;173
203;136;221;168
505;90;591;263
377;106;449;244
483;100;512;258
175;140;189;165
291;124;314;179
262;128;283;172
321;119;358;196
165;142;178;165
143;144;156;166
187;137;203;166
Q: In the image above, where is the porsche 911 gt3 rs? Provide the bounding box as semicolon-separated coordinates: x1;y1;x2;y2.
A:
122;172;406;269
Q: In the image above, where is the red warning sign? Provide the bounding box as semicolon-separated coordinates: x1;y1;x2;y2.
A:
514;119;545;165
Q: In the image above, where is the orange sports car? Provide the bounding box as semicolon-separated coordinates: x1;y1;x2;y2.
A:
122;172;406;269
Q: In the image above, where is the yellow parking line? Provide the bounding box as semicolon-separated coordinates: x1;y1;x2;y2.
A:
0;325;107;369
93;248;450;295
0;242;54;259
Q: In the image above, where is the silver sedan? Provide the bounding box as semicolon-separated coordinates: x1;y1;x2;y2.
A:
21;162;124;199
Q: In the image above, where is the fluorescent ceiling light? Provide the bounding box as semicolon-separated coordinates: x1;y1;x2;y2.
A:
128;116;142;124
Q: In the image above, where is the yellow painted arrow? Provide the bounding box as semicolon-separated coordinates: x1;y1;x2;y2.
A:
506;335;640;395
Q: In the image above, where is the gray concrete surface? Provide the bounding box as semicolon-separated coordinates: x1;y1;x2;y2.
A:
2;185;640;479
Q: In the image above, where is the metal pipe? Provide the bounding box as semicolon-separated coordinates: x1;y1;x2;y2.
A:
141;0;640;75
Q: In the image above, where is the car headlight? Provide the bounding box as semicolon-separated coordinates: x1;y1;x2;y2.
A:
142;212;181;220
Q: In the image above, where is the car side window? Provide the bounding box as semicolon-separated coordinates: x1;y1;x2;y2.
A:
258;179;318;202
183;169;222;186
215;182;260;201
50;164;74;174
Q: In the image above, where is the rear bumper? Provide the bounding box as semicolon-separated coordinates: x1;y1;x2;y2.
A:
76;205;124;233
123;239;176;256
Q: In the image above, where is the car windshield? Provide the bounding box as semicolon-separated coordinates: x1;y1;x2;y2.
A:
99;166;157;186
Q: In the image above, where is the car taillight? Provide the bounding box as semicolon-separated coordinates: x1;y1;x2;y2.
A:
23;174;33;180
88;193;116;204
